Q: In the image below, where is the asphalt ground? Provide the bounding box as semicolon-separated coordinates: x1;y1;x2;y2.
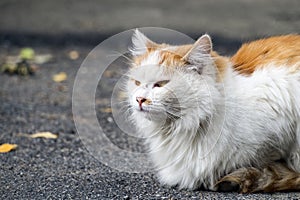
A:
0;0;300;199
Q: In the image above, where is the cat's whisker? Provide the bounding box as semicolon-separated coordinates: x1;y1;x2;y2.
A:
115;100;129;105
107;51;133;63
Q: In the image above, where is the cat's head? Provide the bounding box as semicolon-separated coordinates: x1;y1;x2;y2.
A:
126;30;221;126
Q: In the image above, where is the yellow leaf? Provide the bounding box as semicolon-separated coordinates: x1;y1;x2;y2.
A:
53;72;67;82
20;48;35;60
0;143;17;153
100;107;112;113
30;132;58;139
68;50;79;60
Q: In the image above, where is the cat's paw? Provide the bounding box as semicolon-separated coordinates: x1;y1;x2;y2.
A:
215;167;262;193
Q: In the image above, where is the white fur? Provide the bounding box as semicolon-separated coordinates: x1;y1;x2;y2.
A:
126;33;300;190
130;29;154;56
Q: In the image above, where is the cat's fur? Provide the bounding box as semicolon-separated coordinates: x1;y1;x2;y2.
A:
126;29;300;192
216;161;300;193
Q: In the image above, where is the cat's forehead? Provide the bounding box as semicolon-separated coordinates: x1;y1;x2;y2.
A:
130;64;171;82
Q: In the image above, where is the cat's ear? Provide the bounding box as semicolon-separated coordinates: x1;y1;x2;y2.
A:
182;34;213;64
130;29;158;56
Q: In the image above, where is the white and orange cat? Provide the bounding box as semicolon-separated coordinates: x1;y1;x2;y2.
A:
126;30;300;192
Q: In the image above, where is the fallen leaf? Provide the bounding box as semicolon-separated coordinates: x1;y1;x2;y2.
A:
1;63;17;74
34;54;53;64
68;50;79;60
53;72;67;82
20;48;35;60
30;132;58;139
16;60;37;76
0;143;17;153
95;98;110;105
117;91;127;99
100;107;112;113
103;70;115;78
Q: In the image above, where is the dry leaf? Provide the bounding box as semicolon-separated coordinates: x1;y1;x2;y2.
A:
95;98;110;105
0;143;17;153
101;108;112;113
117;91;127;99
103;70;115;78
30;132;58;139
34;54;53;64
68;50;79;60
53;72;67;82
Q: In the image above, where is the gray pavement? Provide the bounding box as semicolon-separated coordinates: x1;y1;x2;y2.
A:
0;0;299;39
0;0;300;199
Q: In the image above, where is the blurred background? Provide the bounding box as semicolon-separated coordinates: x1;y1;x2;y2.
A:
0;0;299;48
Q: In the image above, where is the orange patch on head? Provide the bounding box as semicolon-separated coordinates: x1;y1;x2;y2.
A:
159;45;192;67
231;35;300;75
133;44;192;67
133;51;151;66
132;43;164;65
132;42;229;82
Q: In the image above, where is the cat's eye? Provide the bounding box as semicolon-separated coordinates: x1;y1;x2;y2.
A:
153;80;170;88
134;80;141;86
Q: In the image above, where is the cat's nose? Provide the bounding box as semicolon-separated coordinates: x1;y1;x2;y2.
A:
136;97;147;105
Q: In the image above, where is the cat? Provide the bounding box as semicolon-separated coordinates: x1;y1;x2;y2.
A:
126;29;300;192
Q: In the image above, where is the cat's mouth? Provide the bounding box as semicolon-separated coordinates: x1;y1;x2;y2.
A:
135;105;159;116
137;106;150;113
